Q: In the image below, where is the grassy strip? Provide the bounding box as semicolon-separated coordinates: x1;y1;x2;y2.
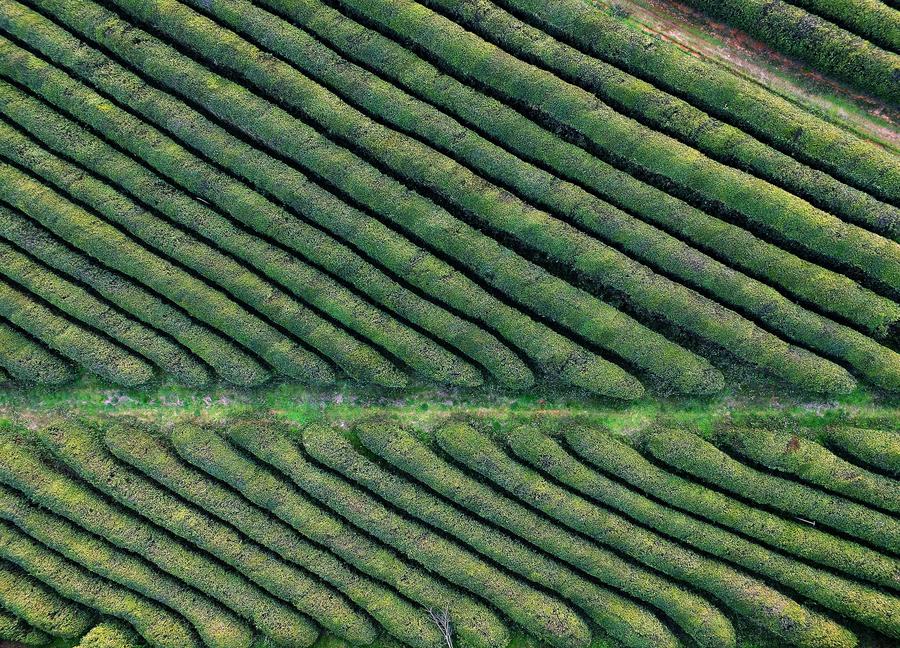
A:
0;9;636;398
0;114;324;384
355;421;735;648
0;238;210;386
0;482;253;648
37;420;376;645
0;122;366;386
338;0;900;292
0;605;51;646
0;520;201;648
565;428;899;592
0;317;75;385
680;0;899;104
0;90;480;390
720;426;900;514
646;428;900;553
820;426;900;476
787;0;900;51
76;622;145;648
0;558;92;638
231;420;591;648
492;0;900;203
188;0;880;394
171;420;506;648
438;423;855;648
0;200;269;386
110;0;719;395
108;423;441;648
0;269;154;386
0;428;316;648
425;0;899;238
509;426;893;641
305;423;677;648
271;0;900;339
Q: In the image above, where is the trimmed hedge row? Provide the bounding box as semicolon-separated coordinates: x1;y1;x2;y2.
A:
821;426;900;476
647;429;900;553
492;0;900;202
1;88;483;390
0;482;253;648
339;0;900;293
304;423;677;648
788;0;900;51
721;427;900;514
184;0;882;394
0;267;154;386
0;429;316;648
508;427;895;639
438;423;855;648
0;605;50;646
0;317;75;385
565;427;899;591
279;0;900;341
0;13;630;400
355;421;735;648
171;420;507;648
76;622;145;648
108;423;443;648
423;0;899;238
0;111;325;384
0;520;200;648
1;122;368;386
37;420;375;646
0;199;269;387
230;421;590;648
680;0;899;104
107;0;720;396
0;238;210;386
0;559;92;638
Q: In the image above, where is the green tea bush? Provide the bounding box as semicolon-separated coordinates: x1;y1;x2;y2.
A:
0;482;253;648
821;427;900;476
646;428;900;552
0;559;92;638
303;423;677;648
787;0;900;50
37;420;374;645
0;605;50;646
0;200;269;386
171;421;505;648
0;316;75;385
356;421;734;648
76;621;145;648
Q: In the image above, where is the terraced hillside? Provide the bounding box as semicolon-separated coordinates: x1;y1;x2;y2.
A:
0;413;896;648
0;0;897;399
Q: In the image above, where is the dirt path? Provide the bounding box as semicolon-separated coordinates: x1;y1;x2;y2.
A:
591;0;899;153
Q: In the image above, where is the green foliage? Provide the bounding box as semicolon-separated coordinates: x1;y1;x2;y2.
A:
0;201;270;387
510;426;892;640
0;559;93;638
171;420;505;648
341;0;900;294
0;520;199;648
427;0;899;239
0;317;75;385
492;0;900;203
0;605;51;646
0;482;253;648
721;426;900;513
0;270;153;386
681;0;899;103
107;423;440;648
647;428;900;552
355;421;733;648
37;420;371;645
566;427;899;591
820;426;900;476
787;0;900;51
0;426;314;648
0;237;209;386
76;621;145;648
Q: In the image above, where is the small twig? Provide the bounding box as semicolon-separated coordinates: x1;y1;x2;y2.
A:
427;607;453;648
